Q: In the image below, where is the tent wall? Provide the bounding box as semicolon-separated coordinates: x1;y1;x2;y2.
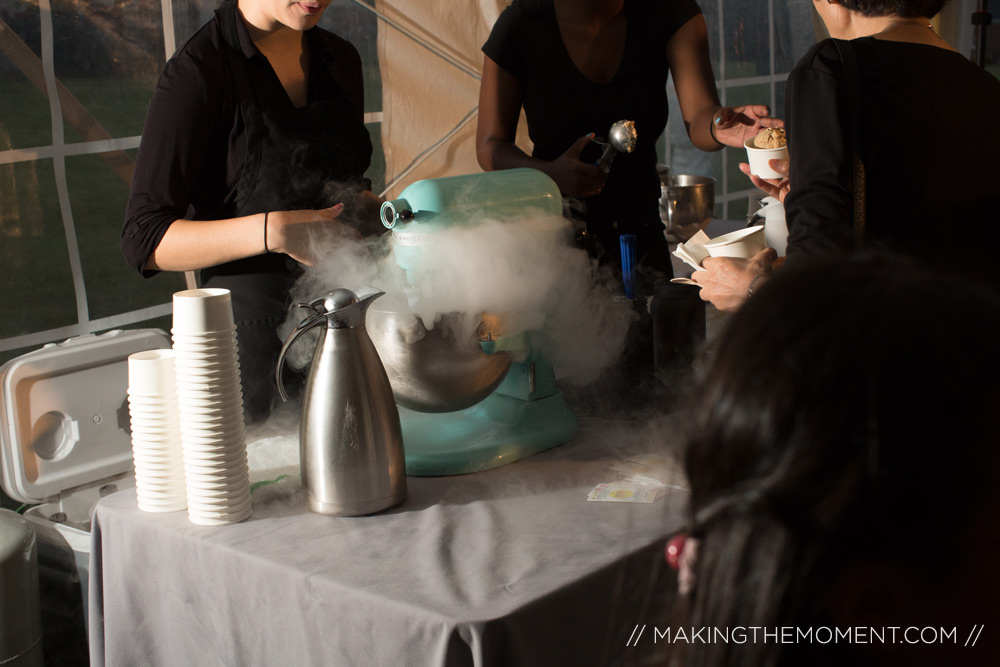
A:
0;0;990;364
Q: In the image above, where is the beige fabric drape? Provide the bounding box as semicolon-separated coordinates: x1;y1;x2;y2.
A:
375;0;532;199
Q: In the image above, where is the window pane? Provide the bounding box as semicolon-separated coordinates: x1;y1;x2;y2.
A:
67;152;186;320
172;1;219;44
1;2;53;148
52;0;164;141
0;159;77;337
775;0;821;73
724;11;773;79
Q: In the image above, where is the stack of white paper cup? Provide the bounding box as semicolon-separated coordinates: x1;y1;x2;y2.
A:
172;288;252;525
128;349;187;513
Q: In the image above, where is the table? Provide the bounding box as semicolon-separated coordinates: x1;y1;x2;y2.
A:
88;412;689;667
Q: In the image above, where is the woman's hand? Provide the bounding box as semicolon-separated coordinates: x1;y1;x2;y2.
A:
667;16;783;152
712;105;784;149
266;204;362;267
549;134;608;198
691;247;777;311
739;159;790;202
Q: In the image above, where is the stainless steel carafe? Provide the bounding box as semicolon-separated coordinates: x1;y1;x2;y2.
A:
276;288;406;516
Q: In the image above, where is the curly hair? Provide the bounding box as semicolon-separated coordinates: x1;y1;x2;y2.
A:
838;0;949;18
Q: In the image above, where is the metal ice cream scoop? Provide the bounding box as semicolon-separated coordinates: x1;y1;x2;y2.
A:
595;119;637;173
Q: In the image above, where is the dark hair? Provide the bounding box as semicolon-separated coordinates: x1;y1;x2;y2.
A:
839;0;948;18
673;253;1000;667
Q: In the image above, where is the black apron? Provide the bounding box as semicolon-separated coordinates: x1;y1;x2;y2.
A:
201;1;372;423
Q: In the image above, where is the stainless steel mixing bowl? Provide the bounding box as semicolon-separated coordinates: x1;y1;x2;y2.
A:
366;307;512;413
659;174;716;241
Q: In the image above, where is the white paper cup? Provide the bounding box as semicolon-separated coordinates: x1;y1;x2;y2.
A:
182;433;246;451
186;474;248;495
173;358;241;373
172;288;236;334
133;461;186;478
175;375;241;390
137;497;188;512
171;326;237;341
185;464;250;484
744;137;789;180
126;395;181;410
171;343;240;358
180;407;245;423
138;500;188;513
130;422;180;436
171;345;240;360
188;493;252;513
705;225;768;259
135;473;187;491
187;503;252;526
183;443;247;463
128;349;177;396
132;454;185;472
134;480;186;494
177;396;244;413
176;384;243;400
187;488;252;505
131;449;184;467
180;413;245;430
180;423;245;441
130;412;182;426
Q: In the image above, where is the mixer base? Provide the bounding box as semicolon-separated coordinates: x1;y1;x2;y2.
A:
399;391;578;476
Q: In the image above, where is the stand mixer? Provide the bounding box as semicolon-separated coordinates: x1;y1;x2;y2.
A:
373;168;579;476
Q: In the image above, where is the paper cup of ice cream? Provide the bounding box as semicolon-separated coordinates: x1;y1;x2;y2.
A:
745;128;788;180
704;225;768;259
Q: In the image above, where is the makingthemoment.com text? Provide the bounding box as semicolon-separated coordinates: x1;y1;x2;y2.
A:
625;625;985;648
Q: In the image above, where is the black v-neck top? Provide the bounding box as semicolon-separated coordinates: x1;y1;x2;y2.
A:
483;0;701;265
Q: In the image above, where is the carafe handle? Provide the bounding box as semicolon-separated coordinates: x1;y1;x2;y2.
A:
275;311;327;402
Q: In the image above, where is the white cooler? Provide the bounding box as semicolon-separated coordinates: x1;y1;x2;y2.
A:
0;328;172;640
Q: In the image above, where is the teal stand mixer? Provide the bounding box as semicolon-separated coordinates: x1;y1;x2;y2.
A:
372;168;579;475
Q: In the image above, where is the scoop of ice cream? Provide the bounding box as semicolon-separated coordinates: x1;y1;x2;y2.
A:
753;128;786;149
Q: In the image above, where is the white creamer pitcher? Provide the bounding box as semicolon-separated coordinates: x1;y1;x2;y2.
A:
750;196;789;257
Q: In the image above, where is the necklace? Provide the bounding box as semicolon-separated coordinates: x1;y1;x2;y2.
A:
883;19;934;31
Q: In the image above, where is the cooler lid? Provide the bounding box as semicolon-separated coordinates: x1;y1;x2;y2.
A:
0;328;171;505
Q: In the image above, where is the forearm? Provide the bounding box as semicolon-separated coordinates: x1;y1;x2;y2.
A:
478;139;557;179
145;214;267;272
688;105;724;152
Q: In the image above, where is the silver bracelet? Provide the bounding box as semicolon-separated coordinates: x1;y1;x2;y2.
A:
747;273;767;298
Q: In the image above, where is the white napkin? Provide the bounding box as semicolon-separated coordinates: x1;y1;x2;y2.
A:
670;230;712;285
670;226;767;285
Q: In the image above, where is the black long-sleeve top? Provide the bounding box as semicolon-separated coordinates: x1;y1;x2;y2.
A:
121;7;366;277
784;38;1000;286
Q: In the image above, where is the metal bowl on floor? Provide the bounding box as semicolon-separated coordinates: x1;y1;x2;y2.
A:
659;174;715;241
366;307;511;413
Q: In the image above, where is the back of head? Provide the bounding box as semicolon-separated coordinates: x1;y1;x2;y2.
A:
840;1;948;18
674;252;1000;667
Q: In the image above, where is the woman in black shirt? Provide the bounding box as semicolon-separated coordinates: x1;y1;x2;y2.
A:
477;0;780;284
693;0;1000;308
122;0;381;421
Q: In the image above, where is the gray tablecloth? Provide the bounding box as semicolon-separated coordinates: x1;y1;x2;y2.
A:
88;415;688;667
